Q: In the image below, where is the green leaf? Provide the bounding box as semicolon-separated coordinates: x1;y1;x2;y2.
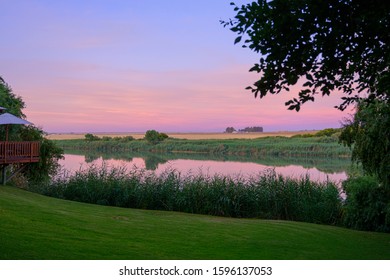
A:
305;73;313;81
249;64;260;72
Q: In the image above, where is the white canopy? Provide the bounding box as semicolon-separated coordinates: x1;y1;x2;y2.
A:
0;113;32;125
0;113;32;141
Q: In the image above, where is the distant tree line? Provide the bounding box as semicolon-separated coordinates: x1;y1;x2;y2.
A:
84;130;168;145
225;126;263;133
84;133;135;142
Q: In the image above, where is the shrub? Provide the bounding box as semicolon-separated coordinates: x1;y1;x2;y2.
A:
315;128;341;137
102;136;113;141
342;176;390;232
85;133;101;141
120;136;135;142
144;130;168;144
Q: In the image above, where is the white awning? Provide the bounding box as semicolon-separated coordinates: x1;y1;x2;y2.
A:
0;113;32;125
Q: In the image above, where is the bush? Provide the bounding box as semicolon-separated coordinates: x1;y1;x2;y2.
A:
101;136;113;141
120;136;135;142
315;128;341;137
342;176;390;232
85;133;101;141
144;130;168;144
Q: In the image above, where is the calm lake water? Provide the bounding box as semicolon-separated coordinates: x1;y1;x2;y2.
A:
59;152;349;185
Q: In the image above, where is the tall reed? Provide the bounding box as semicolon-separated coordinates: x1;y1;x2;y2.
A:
32;164;342;225
56;136;351;158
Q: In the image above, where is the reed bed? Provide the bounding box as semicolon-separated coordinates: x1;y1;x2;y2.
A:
55;136;351;158
31;164;342;225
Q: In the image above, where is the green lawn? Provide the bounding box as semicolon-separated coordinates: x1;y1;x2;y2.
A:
1;186;389;260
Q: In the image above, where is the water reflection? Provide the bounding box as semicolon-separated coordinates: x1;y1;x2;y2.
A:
59;151;349;185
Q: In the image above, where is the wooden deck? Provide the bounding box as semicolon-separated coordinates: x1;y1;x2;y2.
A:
0;141;40;165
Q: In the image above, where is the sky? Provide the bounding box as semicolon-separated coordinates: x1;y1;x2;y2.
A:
1;0;352;133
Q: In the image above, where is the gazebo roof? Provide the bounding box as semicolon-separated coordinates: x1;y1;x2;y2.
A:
0;112;32;125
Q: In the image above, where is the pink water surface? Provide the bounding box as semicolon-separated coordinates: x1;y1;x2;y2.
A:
59;154;347;185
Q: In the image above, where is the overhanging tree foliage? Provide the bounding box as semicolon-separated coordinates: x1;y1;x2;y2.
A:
222;0;390;181
222;0;390;111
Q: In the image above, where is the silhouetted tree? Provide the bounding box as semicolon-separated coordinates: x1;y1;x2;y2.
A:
222;0;390;111
225;127;236;133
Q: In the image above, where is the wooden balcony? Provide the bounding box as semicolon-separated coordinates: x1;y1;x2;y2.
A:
0;141;40;165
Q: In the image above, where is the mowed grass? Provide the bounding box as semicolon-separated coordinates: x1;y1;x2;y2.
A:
1;186;390;260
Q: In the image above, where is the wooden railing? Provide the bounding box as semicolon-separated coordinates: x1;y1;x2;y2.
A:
0;141;40;164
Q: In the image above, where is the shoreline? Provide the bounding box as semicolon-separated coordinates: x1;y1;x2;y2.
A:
47;130;318;140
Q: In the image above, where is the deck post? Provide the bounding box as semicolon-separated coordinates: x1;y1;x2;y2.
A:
1;165;7;185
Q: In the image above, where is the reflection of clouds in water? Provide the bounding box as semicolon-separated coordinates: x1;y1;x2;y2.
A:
156;159;347;185
273;165;346;185
59;154;146;172
59;154;347;185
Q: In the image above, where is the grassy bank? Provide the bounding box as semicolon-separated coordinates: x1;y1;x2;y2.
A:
1;185;389;260
55;135;351;158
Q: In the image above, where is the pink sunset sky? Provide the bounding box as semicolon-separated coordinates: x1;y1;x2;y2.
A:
1;0;352;133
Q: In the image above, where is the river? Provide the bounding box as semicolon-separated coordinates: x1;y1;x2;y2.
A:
59;152;349;185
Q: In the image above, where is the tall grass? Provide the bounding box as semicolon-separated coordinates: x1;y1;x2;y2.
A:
31;164;342;225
